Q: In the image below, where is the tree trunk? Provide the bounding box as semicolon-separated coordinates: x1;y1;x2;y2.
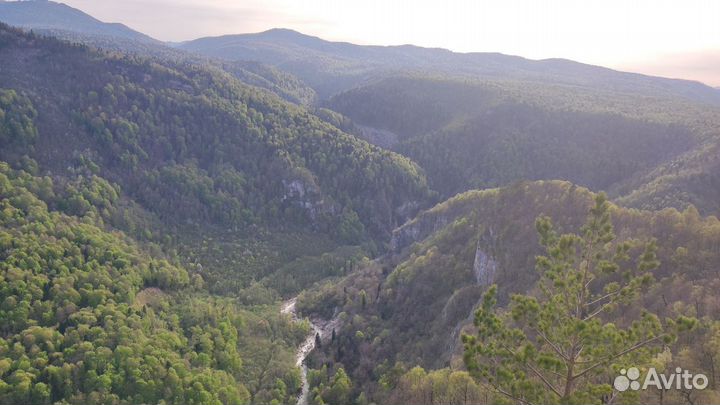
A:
563;359;576;401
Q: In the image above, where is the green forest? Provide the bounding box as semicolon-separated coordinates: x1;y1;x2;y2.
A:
0;162;312;404
2;2;720;403
297;182;720;404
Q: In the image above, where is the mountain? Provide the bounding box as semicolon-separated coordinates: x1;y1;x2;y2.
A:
613;141;720;215
0;0;158;43
326;75;720;217
178;28;720;219
180;28;720;104
0;2;321;106
222;60;317;105
0;21;435;404
5;3;717;217
0;22;434;296
0;161;314;405
297;180;720;404
4;4;720;405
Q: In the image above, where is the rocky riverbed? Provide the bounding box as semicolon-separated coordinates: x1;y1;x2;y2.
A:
281;297;342;405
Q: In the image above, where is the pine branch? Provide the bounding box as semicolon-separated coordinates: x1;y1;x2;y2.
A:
533;327;569;362
584;288;622;308
573;335;665;379
499;342;564;398
492;384;537;405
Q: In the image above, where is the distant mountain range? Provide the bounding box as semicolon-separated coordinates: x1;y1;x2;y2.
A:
2;0;719;218
179;28;720;103
0;0;159;43
4;2;720;404
1;1;718;104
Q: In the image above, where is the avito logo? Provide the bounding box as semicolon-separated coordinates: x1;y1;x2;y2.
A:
614;367;708;392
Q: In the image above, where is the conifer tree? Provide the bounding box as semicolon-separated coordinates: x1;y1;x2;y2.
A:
463;193;696;405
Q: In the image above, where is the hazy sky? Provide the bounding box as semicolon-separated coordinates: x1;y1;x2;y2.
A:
60;0;720;86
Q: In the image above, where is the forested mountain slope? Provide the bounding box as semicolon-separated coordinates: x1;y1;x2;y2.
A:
0;21;432;404
0;161;312;404
182;28;720;219
0;0;158;44
180;28;720;103
328;76;717;205
613;141;720;215
5;3;718;220
298;180;720;404
3;4;720;405
0;24;429;242
0;24;435;405
0;1;318;106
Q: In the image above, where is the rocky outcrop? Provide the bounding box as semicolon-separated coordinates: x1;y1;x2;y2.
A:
281;178;335;221
390;190;488;252
473;241;497;286
389;212;449;252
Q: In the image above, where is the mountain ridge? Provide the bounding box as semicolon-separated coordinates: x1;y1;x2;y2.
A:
3;1;718;104
0;0;159;43
180;28;720;103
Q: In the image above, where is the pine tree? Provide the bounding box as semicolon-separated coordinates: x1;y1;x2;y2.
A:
463;193;696;405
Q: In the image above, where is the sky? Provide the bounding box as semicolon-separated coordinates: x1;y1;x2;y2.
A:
59;0;720;86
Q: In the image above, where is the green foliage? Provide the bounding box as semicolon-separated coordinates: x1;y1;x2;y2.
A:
0;32;437;397
616;141;720;215
263;246;366;297
307;366;352;405
0;24;430;245
462;194;695;404
4;17;720;405
299;181;720;403
377;365;486;405
0;89;37;147
0;162;309;404
330;76;700;198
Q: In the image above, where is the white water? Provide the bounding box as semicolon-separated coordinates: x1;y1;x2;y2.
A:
281;297;320;405
282;296;343;405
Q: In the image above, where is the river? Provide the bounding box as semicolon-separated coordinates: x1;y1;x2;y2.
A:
281;297;342;405
281;297;319;405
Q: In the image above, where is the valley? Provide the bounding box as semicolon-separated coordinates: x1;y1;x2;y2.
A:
2;2;720;404
282;297;342;405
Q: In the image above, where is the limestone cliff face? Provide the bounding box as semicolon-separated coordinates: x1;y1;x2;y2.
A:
386;194;501;364
390;190;492;252
281;178;335;221
389;212;449;252
472;242;497;286
443;239;497;356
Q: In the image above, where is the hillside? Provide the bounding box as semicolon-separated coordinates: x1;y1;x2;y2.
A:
0;160;313;404
2;4;720;405
0;20;434;405
0;23;430;238
327;76;720;212
0;21;436;311
0;2;319;106
0;0;158;44
182;29;720;218
297;180;720;404
5;3;719;219
613;141;720;215
180;28;720;103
